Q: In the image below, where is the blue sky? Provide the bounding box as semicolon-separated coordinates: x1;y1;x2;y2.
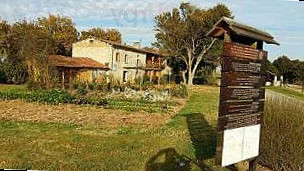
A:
0;0;303;61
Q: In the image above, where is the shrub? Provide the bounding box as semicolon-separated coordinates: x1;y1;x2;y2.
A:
96;82;107;91
206;75;219;86
88;83;95;91
170;84;188;98
143;81;155;90
26;80;42;90
72;81;80;90
193;75;208;85
172;74;183;84
0;64;7;83
159;75;169;85
76;85;87;95
0;89;73;104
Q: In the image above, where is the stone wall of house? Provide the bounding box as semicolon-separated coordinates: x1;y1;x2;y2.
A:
72;39;112;65
72;38;163;83
111;47;146;83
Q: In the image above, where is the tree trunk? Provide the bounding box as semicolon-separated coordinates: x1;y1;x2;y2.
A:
188;71;193;86
182;70;187;84
187;50;193;86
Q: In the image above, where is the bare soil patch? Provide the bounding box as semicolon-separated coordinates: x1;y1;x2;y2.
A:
0;99;185;128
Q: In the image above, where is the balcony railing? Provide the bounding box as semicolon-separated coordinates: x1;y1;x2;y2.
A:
145;61;165;69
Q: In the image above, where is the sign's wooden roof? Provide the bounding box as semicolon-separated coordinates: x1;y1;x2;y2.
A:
207;17;279;45
50;55;110;69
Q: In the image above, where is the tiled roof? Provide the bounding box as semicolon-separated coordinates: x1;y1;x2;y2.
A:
50;55;110;69
84;38;164;56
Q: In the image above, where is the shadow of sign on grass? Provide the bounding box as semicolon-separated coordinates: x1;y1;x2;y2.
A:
186;113;217;161
145;147;213;171
186;113;239;171
145;112;239;171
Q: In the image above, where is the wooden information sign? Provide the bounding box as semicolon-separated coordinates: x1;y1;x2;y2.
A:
207;17;279;169
216;42;267;167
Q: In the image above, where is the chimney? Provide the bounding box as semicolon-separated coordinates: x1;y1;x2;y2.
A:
133;41;141;48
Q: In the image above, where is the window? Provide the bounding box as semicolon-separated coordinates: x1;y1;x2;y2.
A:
116;52;120;62
124;54;128;64
123;71;128;82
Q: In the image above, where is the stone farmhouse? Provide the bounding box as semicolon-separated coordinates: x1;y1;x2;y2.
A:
72;38;167;83
50;38;168;86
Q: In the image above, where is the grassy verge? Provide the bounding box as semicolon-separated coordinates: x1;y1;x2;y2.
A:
260;92;304;170
266;86;304;101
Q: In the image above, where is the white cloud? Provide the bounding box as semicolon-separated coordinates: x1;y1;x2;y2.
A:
1;0;304;59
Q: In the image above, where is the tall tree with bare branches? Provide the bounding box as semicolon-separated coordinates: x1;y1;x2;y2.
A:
154;3;232;85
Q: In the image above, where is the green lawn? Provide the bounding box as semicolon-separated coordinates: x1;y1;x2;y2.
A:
0;85;232;171
0;84;28;92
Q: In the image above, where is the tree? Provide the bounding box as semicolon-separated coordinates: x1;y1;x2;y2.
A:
265;59;278;75
80;27;122;43
37;15;78;56
4;20;56;86
154;3;232;85
295;61;304;92
18;26;56;88
273;56;298;83
0;20;11;83
2;21;31;84
0;20;10;59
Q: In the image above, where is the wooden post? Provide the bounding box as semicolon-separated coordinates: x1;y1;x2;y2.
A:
62;70;65;89
69;69;72;89
257;41;263;50
150;70;153;82
224;32;231;42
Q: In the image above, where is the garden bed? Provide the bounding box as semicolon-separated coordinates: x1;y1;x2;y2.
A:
0;89;175;113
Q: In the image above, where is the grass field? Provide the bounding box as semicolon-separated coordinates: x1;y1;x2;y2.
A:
0;84;235;171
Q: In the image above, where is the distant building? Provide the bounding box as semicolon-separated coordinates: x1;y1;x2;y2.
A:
72;38;167;83
266;71;282;86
